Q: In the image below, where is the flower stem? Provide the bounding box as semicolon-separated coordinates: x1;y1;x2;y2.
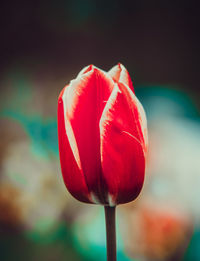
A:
104;206;117;261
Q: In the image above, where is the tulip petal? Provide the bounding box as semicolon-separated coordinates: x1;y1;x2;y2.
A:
108;63;134;92
100;83;146;205
62;67;115;204
132;94;148;153
77;64;107;78
77;64;93;77
58;87;91;203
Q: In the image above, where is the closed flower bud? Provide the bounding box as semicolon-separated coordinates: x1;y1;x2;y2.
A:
58;64;148;206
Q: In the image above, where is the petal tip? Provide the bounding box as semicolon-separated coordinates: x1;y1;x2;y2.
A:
77;64;95;77
117;62;123;68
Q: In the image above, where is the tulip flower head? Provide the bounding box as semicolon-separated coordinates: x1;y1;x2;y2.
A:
58;63;147;206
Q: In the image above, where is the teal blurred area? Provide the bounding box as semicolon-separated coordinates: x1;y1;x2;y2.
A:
0;1;200;260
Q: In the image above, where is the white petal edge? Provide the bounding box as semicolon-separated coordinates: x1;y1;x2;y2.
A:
108;63;132;89
62;86;82;171
77;64;107;78
90;192;101;204
108;193;116;206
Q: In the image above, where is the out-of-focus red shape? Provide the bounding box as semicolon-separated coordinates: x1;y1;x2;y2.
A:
57;64;148;205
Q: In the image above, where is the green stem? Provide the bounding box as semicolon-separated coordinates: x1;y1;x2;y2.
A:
104;206;117;261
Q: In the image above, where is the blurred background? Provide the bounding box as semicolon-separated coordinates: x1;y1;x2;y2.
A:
0;0;200;260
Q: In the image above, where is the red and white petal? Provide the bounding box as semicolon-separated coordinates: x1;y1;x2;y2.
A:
62;67;115;204
132;95;148;153
107;64;121;82
77;64;94;77
121;82;147;152
108;64;147;149
58;88;91;203
100;83;146;205
77;64;107;78
108;63;134;92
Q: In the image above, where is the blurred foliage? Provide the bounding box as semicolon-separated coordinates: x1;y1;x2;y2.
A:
0;222;90;261
184;229;200;261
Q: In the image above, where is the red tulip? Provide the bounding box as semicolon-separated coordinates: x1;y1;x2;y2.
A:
58;63;147;206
